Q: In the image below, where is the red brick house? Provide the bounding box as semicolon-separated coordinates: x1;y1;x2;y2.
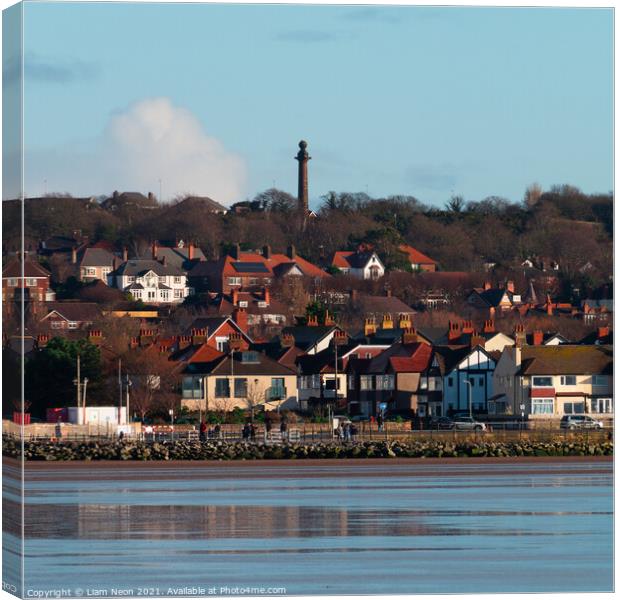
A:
189;245;328;294
2;256;55;303
398;244;438;272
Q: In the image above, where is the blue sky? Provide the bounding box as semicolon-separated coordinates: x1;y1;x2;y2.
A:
3;2;614;207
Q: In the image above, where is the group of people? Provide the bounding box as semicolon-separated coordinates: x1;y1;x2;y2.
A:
199;421;221;442
335;420;358;441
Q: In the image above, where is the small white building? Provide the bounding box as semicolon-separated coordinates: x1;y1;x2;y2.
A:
67;406;128;425
107;259;191;304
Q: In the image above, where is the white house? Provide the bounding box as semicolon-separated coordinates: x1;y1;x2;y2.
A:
330;250;385;280
107;259;191;304
433;345;497;415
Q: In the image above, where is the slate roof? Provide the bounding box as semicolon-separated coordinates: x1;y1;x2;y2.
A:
42;302;101;323
280;325;339;351
110;259;185;277
353;293;415;315
184;350;296;376
79;247;116;268
517;345;613;376
144;246;206;271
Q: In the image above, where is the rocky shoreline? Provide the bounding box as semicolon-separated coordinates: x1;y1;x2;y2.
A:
3;436;613;462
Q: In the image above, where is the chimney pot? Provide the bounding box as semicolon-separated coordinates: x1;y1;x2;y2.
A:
263;245;272;259
287;245;296;260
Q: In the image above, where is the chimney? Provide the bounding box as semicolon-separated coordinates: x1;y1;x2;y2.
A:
123;247;128;262
264;287;270;306
398;314;412;330
113;190;119;199
295;140;310;214
546;302;553;316
161;255;167;267
334;330;348;346
232;243;241;260
139;328;156;346
382;314;393;330
228;332;244;350
470;333;485;349
191;328;207;345
307;315;319;327
385;287;392;298
514;344;522;368
36;334;49;349
188;243;195;261
232;308;248;333
448;321;461;343
88;330;103;345
598;326;610;340
324;309;335;326
483;319;495;333
177;335;192;350
350;289;358;303
129;336;139;349
402;328;418;344
281;333;295;348
148;192;154;202
514;324;526;347
71;247;77;264
506;280;515;293
112;256;119;270
483;281;492;291
287;244;296;260
263;245;271;259
364;317;376;337
231;288;239;306
461;320;474;334
152;241;158;260
532;330;544;346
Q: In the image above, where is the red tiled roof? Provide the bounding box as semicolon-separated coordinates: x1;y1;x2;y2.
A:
399;244;437;265
221;252;328;279
188;343;225;364
388;344;432;373
3;258;51;279
331;251;356;269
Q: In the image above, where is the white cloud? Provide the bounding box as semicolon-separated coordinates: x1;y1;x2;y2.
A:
22;98;247;205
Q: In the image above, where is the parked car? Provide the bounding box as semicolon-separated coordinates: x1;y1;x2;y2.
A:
430;416;454;430
560;415;604;430
452;416;487;431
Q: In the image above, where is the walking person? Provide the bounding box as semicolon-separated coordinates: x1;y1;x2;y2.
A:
344;421;351;442
377;412;384;432
242;422;251;440
265;415;272;442
280;418;288;442
55;418;63;441
214;423;221;439
250;422;257;441
199;420;207;442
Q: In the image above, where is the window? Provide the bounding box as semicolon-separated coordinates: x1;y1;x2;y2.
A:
234;378;248;398
182;377;203;399
68;322;78;330
447;377;454;387
532;376;553;387
563;402;584;415
7;278;17;287
249;278;258;285
365;353;372;359
531;398;553;414
228;277;242;286
161;290;169;301
148;291;156;300
348;375;356;390
592;397;613;413
158;277;166;284
174;276;182;284
215;378;230;397
258;301;267;308
360;375;373;391
479;377;484;386
174;290;183;299
592;375;607;387
270;378;286;399
127;276;135;283
238;301;248;308
376;375;394;390
420;378;428;390
50;321;63;329
560;375;577;386
216;337;228;352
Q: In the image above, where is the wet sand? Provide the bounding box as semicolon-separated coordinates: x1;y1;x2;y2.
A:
4;455;612;481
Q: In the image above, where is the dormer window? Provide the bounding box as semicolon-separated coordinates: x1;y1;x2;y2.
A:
258;301;267;308
238;301;248;307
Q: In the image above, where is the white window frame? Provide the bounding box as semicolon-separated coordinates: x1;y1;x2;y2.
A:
560;375;577;386
531;398;553;414
532;376;554;387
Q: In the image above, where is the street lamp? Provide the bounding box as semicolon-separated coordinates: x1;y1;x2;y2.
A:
465;379;473;418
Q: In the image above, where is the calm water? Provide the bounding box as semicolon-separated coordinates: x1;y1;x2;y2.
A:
3;460;613;596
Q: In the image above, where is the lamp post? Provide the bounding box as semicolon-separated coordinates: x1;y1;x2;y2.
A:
465;379;473;418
